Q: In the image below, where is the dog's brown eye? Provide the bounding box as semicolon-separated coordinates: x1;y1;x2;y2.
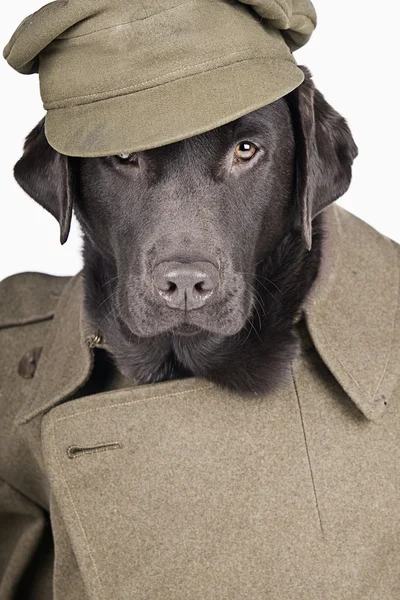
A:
116;152;137;164
234;141;257;161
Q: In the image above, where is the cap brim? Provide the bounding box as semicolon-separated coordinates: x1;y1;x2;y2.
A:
45;57;304;157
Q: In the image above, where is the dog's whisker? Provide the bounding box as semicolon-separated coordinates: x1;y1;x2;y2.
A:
253;278;283;306
99;275;120;289
245;282;266;320
239;322;252;348
249;284;266;312
244;286;262;330
248;317;262;343
98;273;266;355
239;271;283;295
241;290;262;343
96;301;120;333
254;274;282;294
237;271;283;306
97;288;121;311
253;303;263;332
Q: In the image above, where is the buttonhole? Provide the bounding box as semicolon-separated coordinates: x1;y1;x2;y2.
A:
67;441;122;459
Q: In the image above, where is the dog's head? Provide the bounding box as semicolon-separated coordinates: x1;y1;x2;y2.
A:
14;67;357;346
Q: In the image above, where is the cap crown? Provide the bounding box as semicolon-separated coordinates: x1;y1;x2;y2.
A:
4;1;316;155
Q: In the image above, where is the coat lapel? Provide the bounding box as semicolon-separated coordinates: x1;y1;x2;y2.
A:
15;274;94;425
303;203;400;421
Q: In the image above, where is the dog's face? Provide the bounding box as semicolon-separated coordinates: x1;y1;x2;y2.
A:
74;98;295;338
13;67;358;366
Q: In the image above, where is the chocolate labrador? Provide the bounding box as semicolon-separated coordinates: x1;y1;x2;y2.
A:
13;66;358;395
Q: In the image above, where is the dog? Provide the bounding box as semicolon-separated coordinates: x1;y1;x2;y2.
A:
12;66;358;396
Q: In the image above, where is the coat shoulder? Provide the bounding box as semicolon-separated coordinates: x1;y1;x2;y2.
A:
0;272;75;506
0;271;72;329
333;203;400;273
334;203;400;252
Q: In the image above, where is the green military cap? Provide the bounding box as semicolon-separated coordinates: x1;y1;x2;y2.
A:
4;0;316;157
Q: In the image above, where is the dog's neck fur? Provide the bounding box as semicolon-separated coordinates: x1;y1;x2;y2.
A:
82;212;326;396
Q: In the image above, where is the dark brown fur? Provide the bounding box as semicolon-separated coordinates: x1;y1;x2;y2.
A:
13;66;358;395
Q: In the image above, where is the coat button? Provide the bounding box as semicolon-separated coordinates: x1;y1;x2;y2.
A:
86;332;104;348
18;346;43;379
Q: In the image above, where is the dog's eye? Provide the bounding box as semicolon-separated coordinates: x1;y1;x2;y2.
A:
234;141;258;161
116;152;137;164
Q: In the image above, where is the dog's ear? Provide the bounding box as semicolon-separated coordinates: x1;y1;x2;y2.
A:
286;66;358;251
13;118;74;244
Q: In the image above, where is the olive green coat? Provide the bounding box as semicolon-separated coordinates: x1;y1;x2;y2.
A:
0;202;399;599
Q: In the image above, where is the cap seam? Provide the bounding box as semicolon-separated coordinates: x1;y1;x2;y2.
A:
291;12;317;28
56;0;193;40
271;0;291;21
50;3;315;44
45;61;303;156
44;47;262;106
44;53;296;109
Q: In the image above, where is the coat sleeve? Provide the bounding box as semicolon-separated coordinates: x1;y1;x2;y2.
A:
0;477;53;600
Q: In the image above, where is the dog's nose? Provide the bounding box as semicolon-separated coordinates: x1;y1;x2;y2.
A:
153;261;219;310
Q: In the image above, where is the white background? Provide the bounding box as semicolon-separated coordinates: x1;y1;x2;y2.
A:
1;0;399;281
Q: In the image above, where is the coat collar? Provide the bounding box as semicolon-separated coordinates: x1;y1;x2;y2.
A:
15;203;400;425
303;203;400;421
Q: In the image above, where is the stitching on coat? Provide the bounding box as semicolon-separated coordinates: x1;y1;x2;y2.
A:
45;50;278;107
51;419;106;600
371;249;400;402
54;384;214;422
313;244;400;405
307;213;399;407
313;326;367;395
291;365;326;541
307;223;367;398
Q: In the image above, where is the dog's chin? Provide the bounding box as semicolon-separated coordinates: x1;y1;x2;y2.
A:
169;323;204;337
125;318;243;339
120;289;252;339
119;308;248;339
